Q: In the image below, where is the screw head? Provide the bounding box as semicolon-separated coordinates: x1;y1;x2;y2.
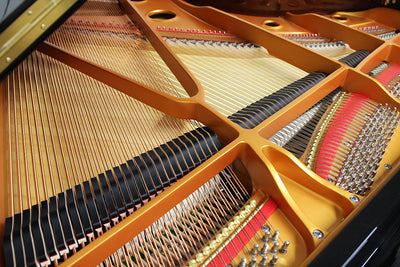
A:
384;164;392;170
349;195;359;203
313;229;324;239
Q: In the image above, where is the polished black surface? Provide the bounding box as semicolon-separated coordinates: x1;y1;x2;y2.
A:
310;172;400;267
0;0;35;33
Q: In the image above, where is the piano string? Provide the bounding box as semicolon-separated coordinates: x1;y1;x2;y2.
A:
1;0;400;266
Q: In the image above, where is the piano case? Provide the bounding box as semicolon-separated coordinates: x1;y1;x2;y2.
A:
1;0;400;266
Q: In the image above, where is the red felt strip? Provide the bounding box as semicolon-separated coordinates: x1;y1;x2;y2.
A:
376;63;400;87
315;94;368;179
207;199;278;266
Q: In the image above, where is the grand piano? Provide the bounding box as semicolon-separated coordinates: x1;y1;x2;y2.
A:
1;0;400;266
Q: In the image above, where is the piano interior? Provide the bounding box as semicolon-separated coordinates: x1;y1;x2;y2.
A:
1;0;400;266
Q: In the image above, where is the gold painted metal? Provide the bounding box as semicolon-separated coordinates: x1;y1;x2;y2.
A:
335;7;400;30
285;13;385;51
2;0;400;266
170;0;342;74
237;14;309;34
147;9;177;20
357;44;400;74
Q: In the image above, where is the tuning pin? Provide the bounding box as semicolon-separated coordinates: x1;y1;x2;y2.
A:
244;205;252;213
262;225;270;233
202;246;210;256
259;256;269;266
239;210;247;218
234;216;241;225
215;234;223;243
221;228;229;237
268;255;279;267
228;222;236;231
238;257;247;267
251;243;259;256
248;256;257;267
271;230;279;243
196;253;204;263
209;240;217;250
260;242;269;256
270;241;280;254
262;230;270;243
279;241;290;254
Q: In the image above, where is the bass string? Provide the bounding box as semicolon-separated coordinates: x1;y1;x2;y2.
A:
7;49;218;216
101;170;249;266
48;13;187;98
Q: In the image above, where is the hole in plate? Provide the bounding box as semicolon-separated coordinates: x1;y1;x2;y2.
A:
332;15;348;21
264;20;280;27
148;10;176;20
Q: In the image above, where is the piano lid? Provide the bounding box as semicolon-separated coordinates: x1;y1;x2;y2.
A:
0;0;86;80
0;0;35;32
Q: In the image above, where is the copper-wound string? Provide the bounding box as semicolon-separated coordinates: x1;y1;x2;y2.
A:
47;29;98;178
28;55;50;202
33;53;59;198
18;62;31;210
129;239;144;267
47;56;86;183
7;73;14;215
223;167;249;201
148;224;175;265
161;212;191;262
91;83;130;166
145;228;166;265
68;66;105;175
70;70;113;172
40;53;72;189
59;58;97;180
48;56;84;185
184;190;219;241
6;1;226;224
24;57;41;206
37;53;65;194
47;15;186;98
100;170;250;266
49;16;206;176
12;67;22;213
